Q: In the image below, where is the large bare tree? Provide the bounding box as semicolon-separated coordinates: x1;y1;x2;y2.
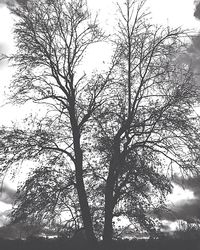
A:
99;0;200;242
0;0;113;244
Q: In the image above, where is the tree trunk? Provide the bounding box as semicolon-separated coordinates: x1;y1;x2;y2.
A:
103;187;114;242
69;98;96;244
103;142;120;243
75;149;97;244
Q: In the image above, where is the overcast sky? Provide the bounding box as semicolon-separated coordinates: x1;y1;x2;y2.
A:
0;0;200;232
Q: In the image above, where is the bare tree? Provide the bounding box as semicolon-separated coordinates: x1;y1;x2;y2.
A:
0;0;200;244
0;0;114;244
99;0;200;242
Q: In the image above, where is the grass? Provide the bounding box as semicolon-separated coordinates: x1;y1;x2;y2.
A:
0;237;200;250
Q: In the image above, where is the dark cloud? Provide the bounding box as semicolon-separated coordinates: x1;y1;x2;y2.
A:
154;199;200;223
154;174;200;223
0;183;16;204
15;0;27;7
177;1;200;86
0;0;15;7
171;199;200;223
153;207;177;222
173;175;200;199
178;35;200;79
0;183;16;226
194;1;200;19
0;0;27;7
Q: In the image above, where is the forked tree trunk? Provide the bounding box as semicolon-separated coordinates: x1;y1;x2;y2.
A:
69;101;97;244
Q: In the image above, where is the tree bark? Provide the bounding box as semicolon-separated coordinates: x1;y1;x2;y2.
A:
69;94;96;244
74;147;97;243
103;185;114;242
103;141;120;243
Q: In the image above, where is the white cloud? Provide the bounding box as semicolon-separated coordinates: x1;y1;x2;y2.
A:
167;184;195;204
0;201;12;213
149;0;199;30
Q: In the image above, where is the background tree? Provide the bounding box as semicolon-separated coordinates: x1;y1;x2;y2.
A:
0;220;46;239
0;0;200;244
